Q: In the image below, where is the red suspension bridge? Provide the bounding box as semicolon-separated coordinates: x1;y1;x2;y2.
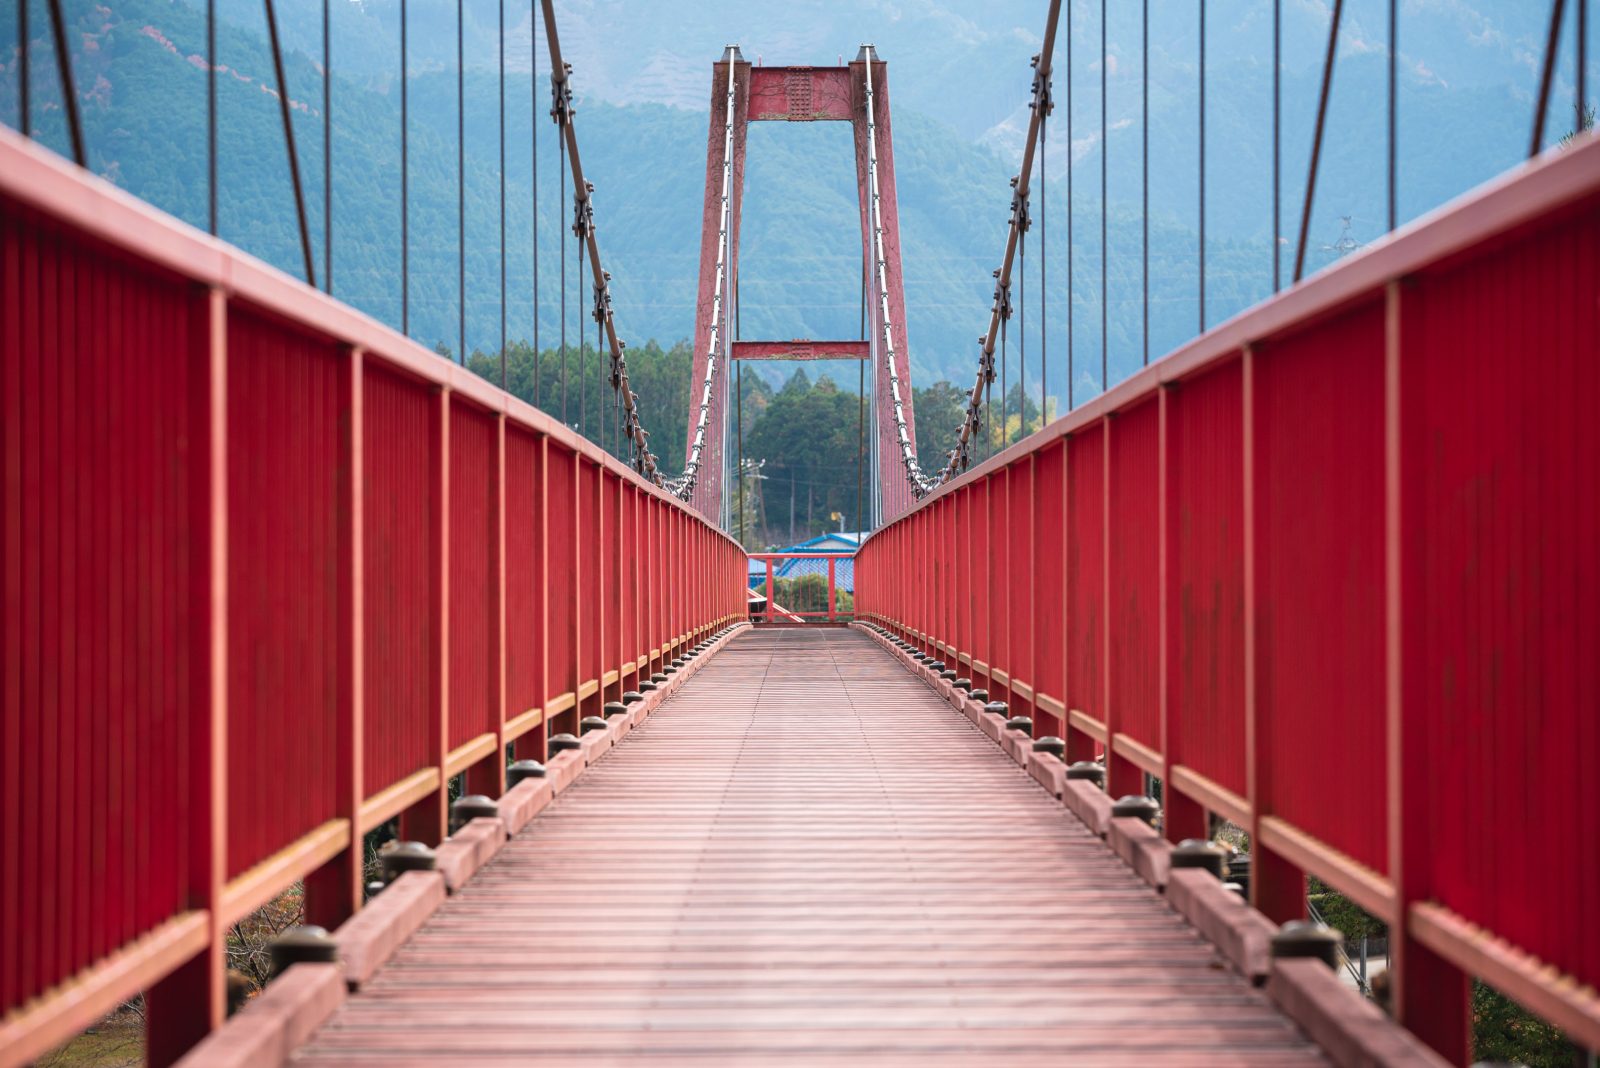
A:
2;0;1599;1064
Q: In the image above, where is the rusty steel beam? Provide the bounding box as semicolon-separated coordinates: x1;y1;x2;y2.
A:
731;340;870;361
748;66;854;121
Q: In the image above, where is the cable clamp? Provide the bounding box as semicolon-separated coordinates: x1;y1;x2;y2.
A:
549;65;574;126
1030;54;1054;117
1009;177;1031;233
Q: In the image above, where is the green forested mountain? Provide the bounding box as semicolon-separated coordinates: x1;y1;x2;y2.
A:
2;0;1590;541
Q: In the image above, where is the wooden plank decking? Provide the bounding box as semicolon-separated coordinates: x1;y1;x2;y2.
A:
293;627;1324;1065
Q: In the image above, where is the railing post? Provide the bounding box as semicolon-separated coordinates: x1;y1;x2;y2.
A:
828;556;837;621
400;388;449;845
765;558;774;623
304;344;365;927
465;414;507;797
1103;416;1140;797
1242;344;1304;924
1159;384;1205;842
145;286;228;1067
1385;280;1468;1060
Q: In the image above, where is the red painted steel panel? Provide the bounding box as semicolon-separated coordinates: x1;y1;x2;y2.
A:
1007;461;1034;707
503;427;541;719
545;445;577;701
448;400;498;750
973;480;992;678
1254;302;1388;874
604;472;620;675
225;308;341;878
1402;203;1600;986
1109;399;1161;752
362;363;435;795
1034;440;1068;731
1;206;199;1008
730;339;869;361
1066;427;1105;719
1166;359;1247;797
620;486;637;668
748;66;854;120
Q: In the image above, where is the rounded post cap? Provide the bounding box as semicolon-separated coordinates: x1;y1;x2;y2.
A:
1065;760;1105;783
1170;838;1230;878
508;759;547;785
1110;795;1160;826
269;925;338;977
1271;920;1345;967
380;840;438;879
548;733;583;752
450;794;499;830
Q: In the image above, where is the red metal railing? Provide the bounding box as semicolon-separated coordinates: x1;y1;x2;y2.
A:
0;127;746;1065
747;553;856;623
856;135;1600;1060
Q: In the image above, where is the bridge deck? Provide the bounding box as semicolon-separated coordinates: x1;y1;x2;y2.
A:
293;628;1324;1065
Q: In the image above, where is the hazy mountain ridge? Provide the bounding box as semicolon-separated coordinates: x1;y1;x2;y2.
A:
2;0;1591;399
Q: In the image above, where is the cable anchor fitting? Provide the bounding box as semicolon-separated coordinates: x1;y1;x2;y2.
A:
549;65;573;126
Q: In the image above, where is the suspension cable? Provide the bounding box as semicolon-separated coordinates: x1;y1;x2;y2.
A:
532;5;539;405
861;47;935;499
541;0;662;482
45;0;85;165
1040;84;1047;424
577;189;586;434
927;1;1058;488
208;0;216;234
401;0;408;334
263;0;314;287
499;0;506;387
457;0;464;362
665;46;738;501
324;0;331;293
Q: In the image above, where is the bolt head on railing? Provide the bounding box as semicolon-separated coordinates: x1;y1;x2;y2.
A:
622;690;644;704
983;701;1009;717
580;715;609;734
1031;736;1066;758
603;701;628;718
939;669;958;681
508;759;546;785
969;688;989;702
268;925;338;978
1004;715;1033;733
953;678;973;691
1064;760;1104;785
380;841;438;883
1170;838;1230;879
663;664;679;675
650;673;669;683
912;652;928;662
1271;920;1345;968
548;733;582;753
1111;795;1160;826
450;794;500;833
928;660;946;671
